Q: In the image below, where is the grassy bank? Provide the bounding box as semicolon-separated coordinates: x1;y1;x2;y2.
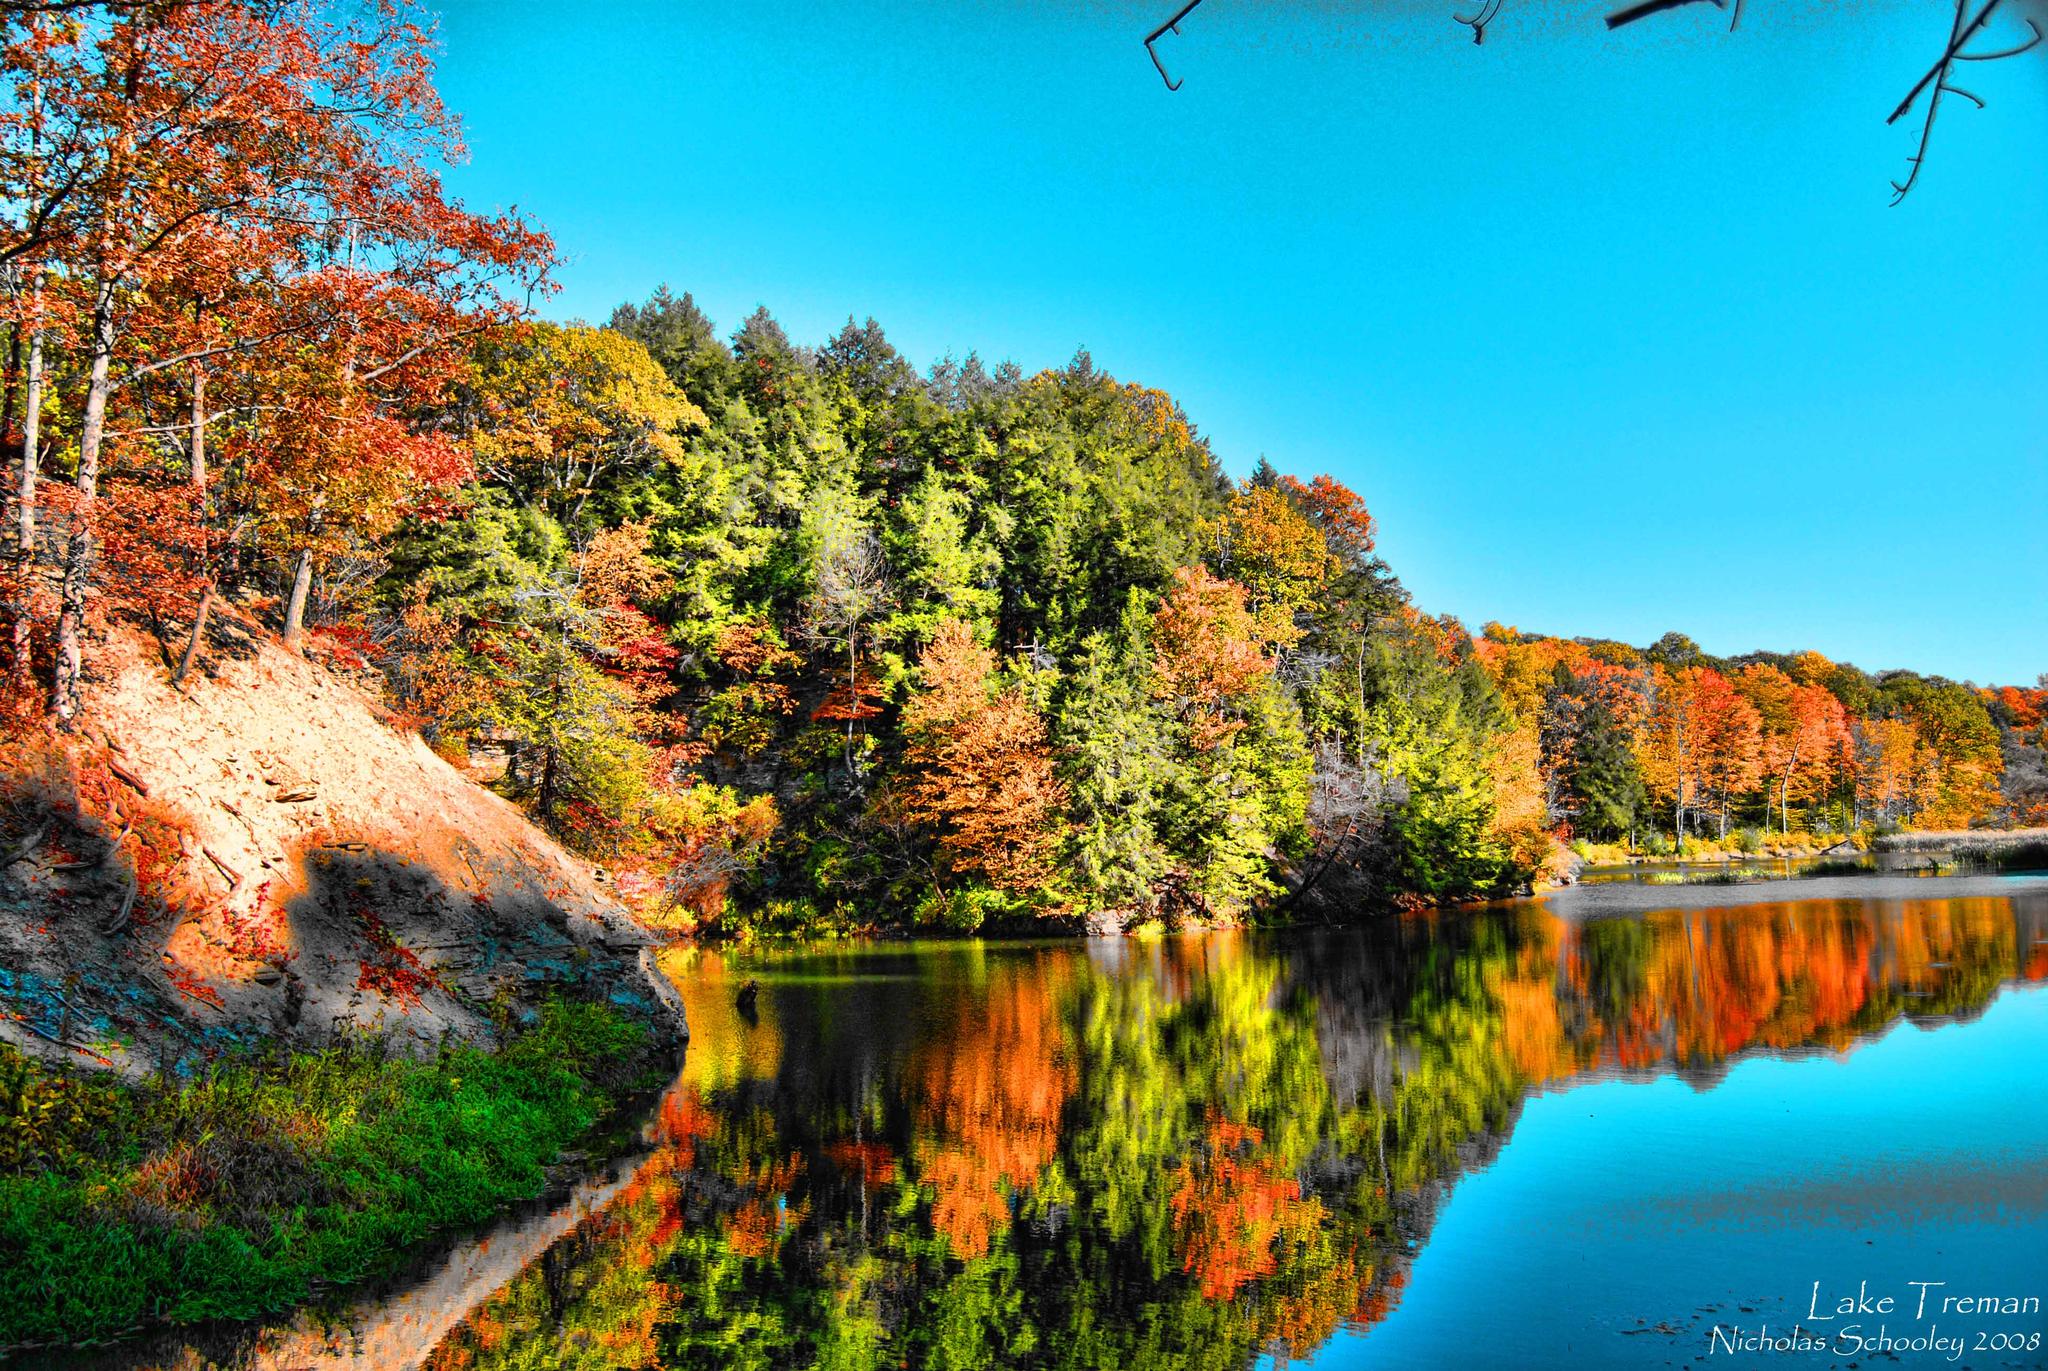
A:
1872;828;2048;870
1570;831;1864;868
0;1001;658;1351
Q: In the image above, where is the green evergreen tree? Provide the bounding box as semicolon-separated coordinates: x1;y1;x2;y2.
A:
1055;620;1176;920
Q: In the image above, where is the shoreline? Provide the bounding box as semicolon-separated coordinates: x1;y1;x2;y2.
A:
0;1000;678;1356
665;865;2048;952
11;869;2045;1358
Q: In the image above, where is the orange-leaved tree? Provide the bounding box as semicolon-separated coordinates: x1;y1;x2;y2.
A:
1854;715;1927;825
1152;564;1296;750
1737;663;1851;833
901;618;1065;897
1692;667;1763;838
1217;483;1330;619
1;0;552;719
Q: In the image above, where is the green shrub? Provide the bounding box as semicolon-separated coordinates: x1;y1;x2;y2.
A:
0;1048;125;1175
913;884;1035;933
0;1001;648;1350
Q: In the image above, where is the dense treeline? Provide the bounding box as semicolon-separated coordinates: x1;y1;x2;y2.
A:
1474;628;2045;848
3;3;2037;941
377;298;1539;931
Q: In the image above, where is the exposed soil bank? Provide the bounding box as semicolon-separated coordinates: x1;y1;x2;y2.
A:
0;619;685;1075
0;618;689;1352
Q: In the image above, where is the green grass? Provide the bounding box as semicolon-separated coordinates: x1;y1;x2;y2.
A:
1641;866;1772;887
0;1000;652;1351
1696;866;1771;885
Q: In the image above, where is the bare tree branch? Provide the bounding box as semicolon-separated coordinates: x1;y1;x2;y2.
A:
1456;0;1505;46
1146;0;1206;91
1953;19;2042;59
1147;0;2040;203
1889;0;2003;122
1884;0;2038;204
1605;0;1733;30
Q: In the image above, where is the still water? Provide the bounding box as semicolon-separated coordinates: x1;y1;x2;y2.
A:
83;877;2048;1369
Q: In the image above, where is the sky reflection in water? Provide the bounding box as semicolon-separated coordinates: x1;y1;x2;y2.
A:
418;887;2047;1370
87;886;2048;1369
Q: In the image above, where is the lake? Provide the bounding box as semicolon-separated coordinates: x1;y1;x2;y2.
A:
61;876;2048;1369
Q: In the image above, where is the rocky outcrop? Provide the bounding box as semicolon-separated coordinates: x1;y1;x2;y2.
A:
0;622;684;1077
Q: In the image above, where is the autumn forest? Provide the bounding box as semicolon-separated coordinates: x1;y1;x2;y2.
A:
3;2;2047;1364
2;1;2044;943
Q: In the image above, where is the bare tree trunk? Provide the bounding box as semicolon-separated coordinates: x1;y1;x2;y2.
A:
538;744;556;826
51;16;141;724
53;286;114;724
281;546;313;649
10;304;42;679
0;323;19;449
173;588;212;686
173;369;210;685
187;365;205;486
845;633;859;773
8;42;44;682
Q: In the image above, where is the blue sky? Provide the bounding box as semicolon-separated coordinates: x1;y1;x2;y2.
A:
426;0;2047;685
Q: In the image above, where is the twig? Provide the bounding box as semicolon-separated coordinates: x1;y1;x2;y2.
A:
1146;0;1206;90
1887;0;1982;203
101;875;139;936
107;758;150;796
1;822;49;868
1456;0;1504;45
1883;0;2041;204
1888;0;2003;124
1605;0;1731;30
2;1013;113;1065
203;845;243;889
1952;20;2042;61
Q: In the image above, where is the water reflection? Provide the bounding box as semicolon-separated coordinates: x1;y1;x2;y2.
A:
69;889;2048;1370
410;892;2044;1371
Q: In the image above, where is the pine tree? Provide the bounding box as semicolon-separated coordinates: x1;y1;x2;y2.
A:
1056;621;1176;921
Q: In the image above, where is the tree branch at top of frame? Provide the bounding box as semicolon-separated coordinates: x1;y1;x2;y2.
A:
1140;0;2043;203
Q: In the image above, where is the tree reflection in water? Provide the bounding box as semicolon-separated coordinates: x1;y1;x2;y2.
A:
419;895;2044;1371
